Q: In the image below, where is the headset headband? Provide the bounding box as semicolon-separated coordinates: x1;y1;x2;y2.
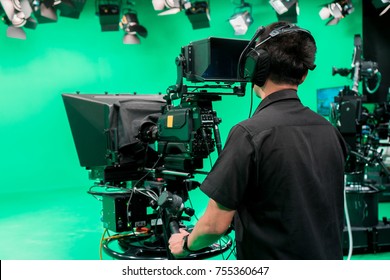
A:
238;23;315;81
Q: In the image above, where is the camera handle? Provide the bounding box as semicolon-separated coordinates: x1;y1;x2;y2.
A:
211;114;223;155
352;61;360;94
165;54;186;103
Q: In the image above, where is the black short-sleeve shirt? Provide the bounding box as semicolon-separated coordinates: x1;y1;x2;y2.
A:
200;89;348;260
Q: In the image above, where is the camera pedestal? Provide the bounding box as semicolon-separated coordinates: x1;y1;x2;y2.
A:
343;181;390;255
343;220;390;255
102;229;234;260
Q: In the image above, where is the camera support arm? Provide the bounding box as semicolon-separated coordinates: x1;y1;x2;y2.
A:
333;34;381;95
166;54;186;102
351;35;362;94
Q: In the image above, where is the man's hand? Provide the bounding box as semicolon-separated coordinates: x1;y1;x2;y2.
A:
168;228;190;258
168;199;235;259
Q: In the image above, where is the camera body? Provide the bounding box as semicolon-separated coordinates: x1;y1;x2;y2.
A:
156;97;216;172
62;37;249;239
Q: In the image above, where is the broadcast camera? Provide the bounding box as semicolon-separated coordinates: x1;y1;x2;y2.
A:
330;34;390;235
330;34;384;173
62;37;249;259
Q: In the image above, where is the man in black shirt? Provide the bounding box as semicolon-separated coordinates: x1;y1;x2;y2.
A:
168;22;348;259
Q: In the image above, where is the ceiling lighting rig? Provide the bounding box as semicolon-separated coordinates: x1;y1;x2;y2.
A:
1;0;385;42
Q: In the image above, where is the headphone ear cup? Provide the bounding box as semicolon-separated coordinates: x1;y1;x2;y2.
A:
253;49;270;87
244;48;270;87
242;49;258;81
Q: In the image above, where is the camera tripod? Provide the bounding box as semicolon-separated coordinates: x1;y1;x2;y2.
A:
100;200;234;260
95;175;234;260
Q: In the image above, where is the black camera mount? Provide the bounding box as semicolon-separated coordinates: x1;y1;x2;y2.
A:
62;36;251;260
330;34;390;255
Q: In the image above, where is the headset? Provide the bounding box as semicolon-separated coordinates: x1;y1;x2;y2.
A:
238;23;316;87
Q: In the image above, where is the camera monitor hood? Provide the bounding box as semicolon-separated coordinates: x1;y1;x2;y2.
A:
182;37;249;83
62;93;166;169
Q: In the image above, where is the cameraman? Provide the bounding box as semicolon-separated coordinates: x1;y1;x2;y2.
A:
169;22;348;259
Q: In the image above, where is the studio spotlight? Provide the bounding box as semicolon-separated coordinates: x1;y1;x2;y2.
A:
0;0;35;39
96;0;120;31
152;0;209;29
119;11;147;44
5;25;26;38
0;0;85;39
185;1;210;29
152;0;166;11
153;0;191;16
269;0;296;14
32;0;59;24
229;0;253;35
319;0;354;25
269;0;299;23
371;0;390;16
57;0;86;19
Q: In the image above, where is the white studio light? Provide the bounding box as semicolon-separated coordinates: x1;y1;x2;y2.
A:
152;0;165;10
229;1;253;35
229;11;252;35
319;0;354;25
123;33;140;44
119;11;147;44
269;0;297;15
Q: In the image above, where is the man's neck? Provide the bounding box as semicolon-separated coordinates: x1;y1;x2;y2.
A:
258;80;298;99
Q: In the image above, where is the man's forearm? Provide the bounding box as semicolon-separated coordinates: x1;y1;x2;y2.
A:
186;199;235;251
187;216;226;251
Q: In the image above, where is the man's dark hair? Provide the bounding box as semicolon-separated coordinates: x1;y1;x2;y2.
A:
259;21;317;86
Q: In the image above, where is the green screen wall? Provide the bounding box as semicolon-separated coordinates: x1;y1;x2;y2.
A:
0;0;365;259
